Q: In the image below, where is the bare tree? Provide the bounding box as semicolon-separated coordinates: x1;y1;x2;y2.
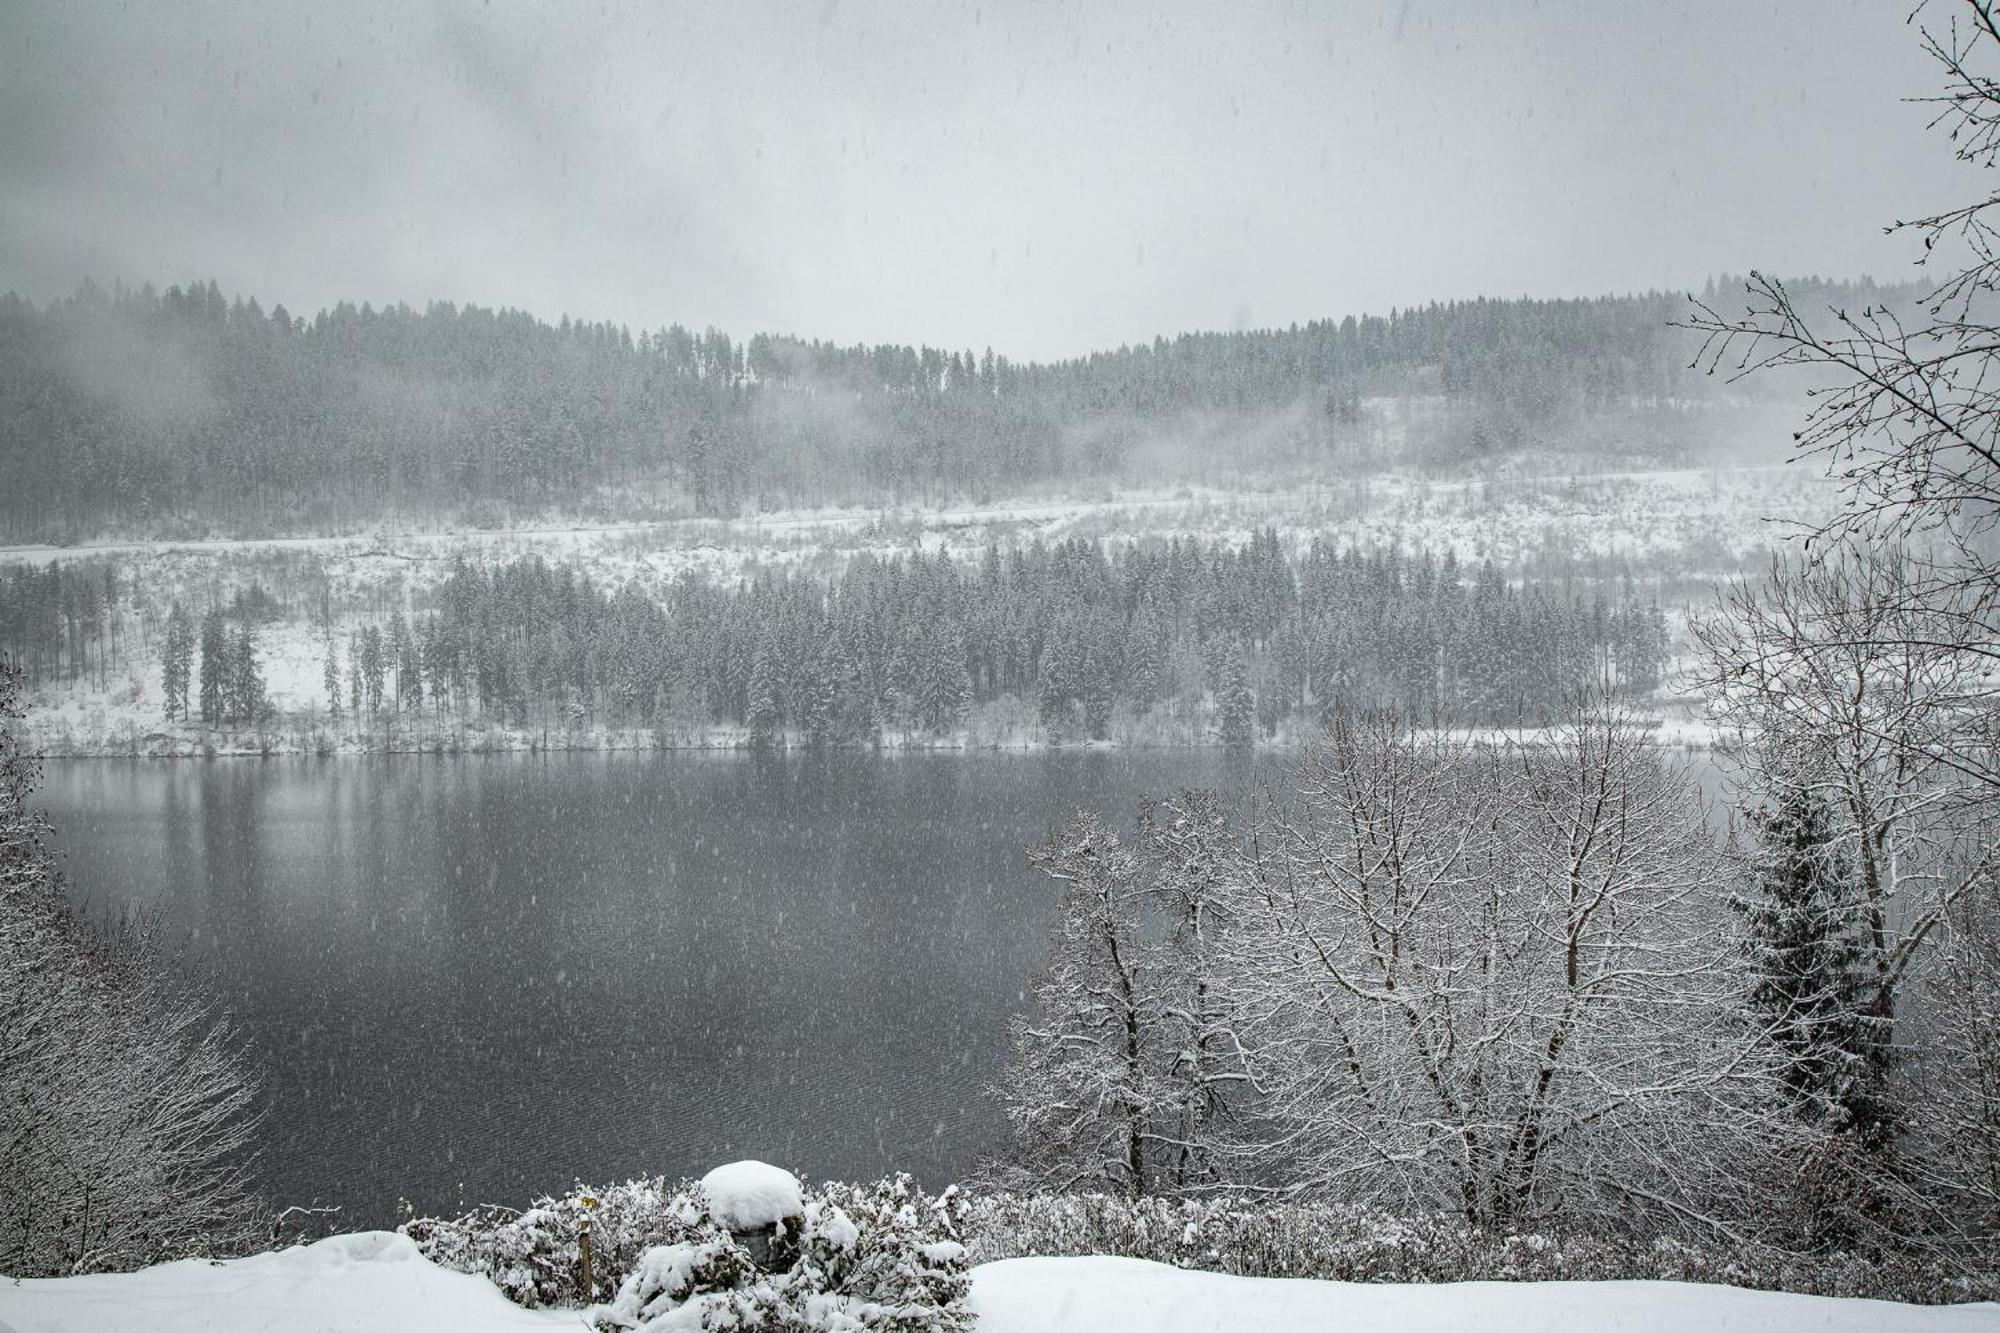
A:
986;813;1164;1198
1901;862;2000;1239
1138;790;1262;1194
0;662;262;1275
1227;714;1785;1238
1685;2;2000;796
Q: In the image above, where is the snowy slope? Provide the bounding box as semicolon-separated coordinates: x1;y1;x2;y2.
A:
3;1236;1994;1333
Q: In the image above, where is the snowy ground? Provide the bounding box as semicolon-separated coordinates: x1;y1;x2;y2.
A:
1;1234;1991;1333
971;1257;1999;1333
0;463;1837;576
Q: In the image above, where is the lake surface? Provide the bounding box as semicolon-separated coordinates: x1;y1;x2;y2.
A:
36;750;1273;1226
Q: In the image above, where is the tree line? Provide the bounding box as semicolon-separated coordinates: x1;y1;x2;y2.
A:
311;537;1667;743
0;276;1907;539
0;561;125;689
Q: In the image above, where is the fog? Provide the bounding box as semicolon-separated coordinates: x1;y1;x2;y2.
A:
0;0;1967;358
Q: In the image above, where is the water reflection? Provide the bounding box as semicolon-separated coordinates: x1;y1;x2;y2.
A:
37;749;1269;1224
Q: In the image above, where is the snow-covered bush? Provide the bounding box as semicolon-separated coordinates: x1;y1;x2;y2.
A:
400;1177;711;1307
402;1172;971;1330
949;1191;1999;1305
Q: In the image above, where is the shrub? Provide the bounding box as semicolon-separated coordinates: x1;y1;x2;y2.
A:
402;1173;971;1331
947;1191;1999;1305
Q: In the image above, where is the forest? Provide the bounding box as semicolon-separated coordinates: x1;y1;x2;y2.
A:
0;536;1670;747
0;275;1905;540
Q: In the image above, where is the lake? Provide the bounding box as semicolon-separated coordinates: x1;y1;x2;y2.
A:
35;749;1273;1226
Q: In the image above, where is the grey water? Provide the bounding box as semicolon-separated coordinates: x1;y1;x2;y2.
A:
35;750;1275;1227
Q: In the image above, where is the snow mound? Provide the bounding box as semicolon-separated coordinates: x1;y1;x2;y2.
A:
0;1230;565;1332
698;1160;803;1231
968;1256;1998;1333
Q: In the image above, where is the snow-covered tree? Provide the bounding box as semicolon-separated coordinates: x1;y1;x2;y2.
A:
1694;552;1988;1123
0;663;260;1274
1735;776;1886;1138
1903;868;2000;1244
989;813;1166;1197
745;645;781;747
1139;790;1259;1193
1226;714;1782;1235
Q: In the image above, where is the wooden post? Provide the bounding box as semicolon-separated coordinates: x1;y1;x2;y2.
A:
580;1184;600;1296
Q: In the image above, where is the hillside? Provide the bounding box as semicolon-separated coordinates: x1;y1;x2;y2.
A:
0;276;1899;542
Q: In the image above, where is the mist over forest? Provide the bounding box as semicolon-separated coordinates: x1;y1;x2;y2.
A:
0;274;1898;541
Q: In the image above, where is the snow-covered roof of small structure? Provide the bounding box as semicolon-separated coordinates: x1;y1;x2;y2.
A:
699;1159;803;1232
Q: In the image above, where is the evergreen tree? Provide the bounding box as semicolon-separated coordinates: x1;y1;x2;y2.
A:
196;610;226;725
161;602;193;721
390;612;421;711
323;639;341;717
348;631;363;718
913;628;971;735
227;626;265;725
1216;640;1255;746
360;626;386;717
746;644;781;748
1737;782;1887;1139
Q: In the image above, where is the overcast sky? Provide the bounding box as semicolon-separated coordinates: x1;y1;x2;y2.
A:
0;1;1973;360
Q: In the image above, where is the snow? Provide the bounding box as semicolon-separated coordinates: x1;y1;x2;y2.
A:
0;1232;569;1332
966;1257;2000;1333
698;1159;803;1231
1;1238;1991;1333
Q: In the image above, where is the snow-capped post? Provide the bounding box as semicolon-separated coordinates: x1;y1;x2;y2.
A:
698;1159;804;1272
578;1192;598;1299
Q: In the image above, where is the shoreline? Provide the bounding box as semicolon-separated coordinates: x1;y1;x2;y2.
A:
22;711;1725;761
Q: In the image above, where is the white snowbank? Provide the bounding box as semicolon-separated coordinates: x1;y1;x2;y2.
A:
967;1256;1998;1333
698;1159;803;1231
0;1231;568;1332
3;1237;1994;1333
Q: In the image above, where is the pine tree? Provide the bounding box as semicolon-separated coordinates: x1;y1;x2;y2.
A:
914;628;971;735
1737;782;1887;1138
360;626;386;718
228;626;265;725
348;631;363;718
746;644;781;748
324;639;342;718
1216;640;1255;746
390;612;421;711
196;610;226;725
162;602;193;721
